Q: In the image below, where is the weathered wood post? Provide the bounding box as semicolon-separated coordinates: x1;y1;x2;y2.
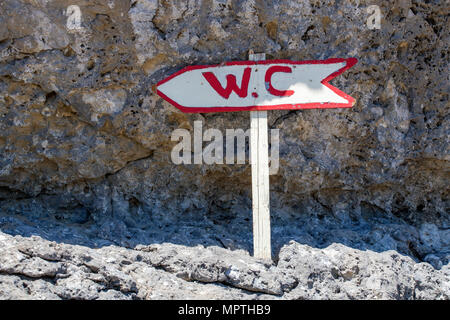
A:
249;51;271;260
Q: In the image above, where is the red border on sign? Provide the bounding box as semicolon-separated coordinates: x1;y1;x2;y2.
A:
156;58;358;113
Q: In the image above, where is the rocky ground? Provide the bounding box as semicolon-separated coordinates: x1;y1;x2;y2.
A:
0;229;449;300
0;0;448;299
0;209;449;300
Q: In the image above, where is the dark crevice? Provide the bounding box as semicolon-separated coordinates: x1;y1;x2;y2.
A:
270;110;299;129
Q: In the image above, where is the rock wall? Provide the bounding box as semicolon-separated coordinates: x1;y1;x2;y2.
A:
0;0;448;299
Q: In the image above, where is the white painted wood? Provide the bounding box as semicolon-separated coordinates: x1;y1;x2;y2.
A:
156;61;349;109
249;52;271;260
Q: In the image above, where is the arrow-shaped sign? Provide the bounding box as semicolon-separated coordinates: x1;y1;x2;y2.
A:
156;58;357;113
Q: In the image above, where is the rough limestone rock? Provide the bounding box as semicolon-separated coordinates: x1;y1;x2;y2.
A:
0;0;448;299
0;231;448;300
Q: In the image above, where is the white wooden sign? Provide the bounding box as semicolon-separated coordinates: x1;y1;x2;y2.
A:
157;55;357;260
156;58;357;113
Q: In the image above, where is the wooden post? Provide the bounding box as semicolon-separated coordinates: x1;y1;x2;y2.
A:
249;51;271;260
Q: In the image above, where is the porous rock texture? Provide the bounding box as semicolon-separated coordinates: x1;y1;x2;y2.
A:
0;0;448;299
0;231;449;299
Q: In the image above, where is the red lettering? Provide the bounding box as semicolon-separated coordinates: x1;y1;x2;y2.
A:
202;68;251;99
265;66;295;97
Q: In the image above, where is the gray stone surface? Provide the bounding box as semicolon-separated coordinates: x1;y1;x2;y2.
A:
0;0;448;299
0;230;448;300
